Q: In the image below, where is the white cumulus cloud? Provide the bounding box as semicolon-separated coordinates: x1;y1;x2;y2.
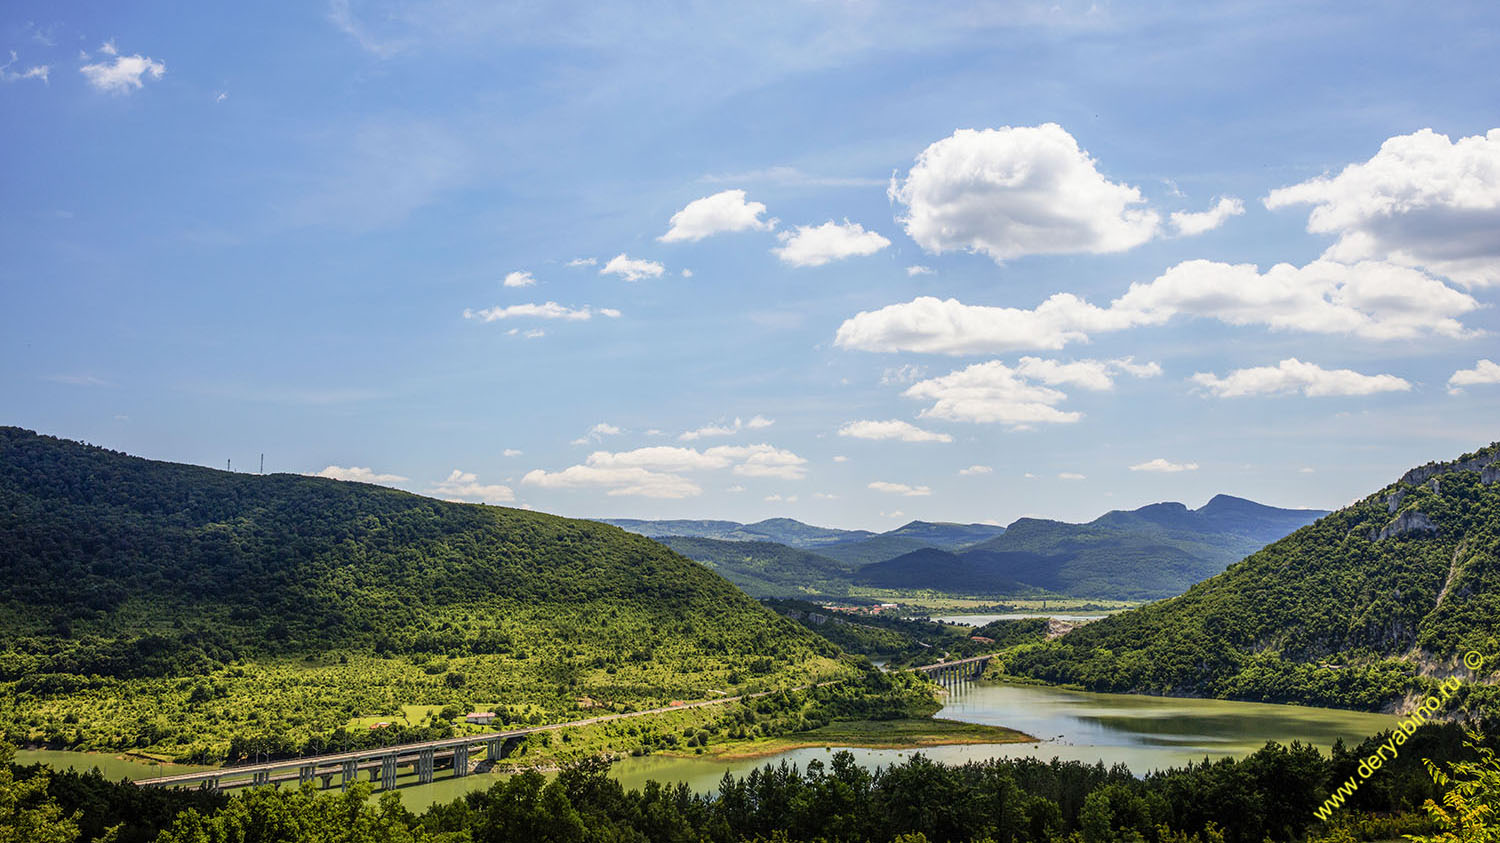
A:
1170;197;1245;236
1265;128;1500;287
600;253;665;282
1058;472;1087;480
890;124;1160;262
1;51;49;83
834;258;1478;354
571;422;623;445
679;415;775;441
907;265;934;276
503;271;536;288
900;357;1159;427
1190;358;1412;398
1130;458;1199;473
660;189;776;242
881;364;927;386
523;464;701;499
464;302;619;322
1447;359;1500;394
80;48;165;94
837;419;952;443
959;465;993;475
523;442;807;498
773;220;889;267
429;469;516;503
868;481;932;496
311;465;409;485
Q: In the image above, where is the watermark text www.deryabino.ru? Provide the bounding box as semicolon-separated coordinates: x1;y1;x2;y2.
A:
1312;650;1483;821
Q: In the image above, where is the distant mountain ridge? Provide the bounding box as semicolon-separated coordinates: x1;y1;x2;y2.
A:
1006;441;1500;714
608;498;1324;600
598;517;1006;552
855;495;1329;599
598;517;875;548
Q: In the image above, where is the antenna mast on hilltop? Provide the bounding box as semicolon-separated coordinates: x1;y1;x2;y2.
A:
260;453;264;474
227;458;232;472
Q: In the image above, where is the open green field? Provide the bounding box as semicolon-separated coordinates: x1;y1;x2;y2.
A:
887;595;1140;613
2;648;853;763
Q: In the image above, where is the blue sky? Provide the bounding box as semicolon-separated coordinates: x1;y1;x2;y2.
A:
4;1;1498;529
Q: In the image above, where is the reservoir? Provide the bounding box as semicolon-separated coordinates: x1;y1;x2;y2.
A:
16;682;1399;812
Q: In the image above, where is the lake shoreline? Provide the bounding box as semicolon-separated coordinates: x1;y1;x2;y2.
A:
653;717;1037;762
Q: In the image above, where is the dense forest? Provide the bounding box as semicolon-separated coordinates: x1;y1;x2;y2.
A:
764;599;1047;667
0;428;862;760
5;724;1496;843
656;538;858;597
1005;443;1500;714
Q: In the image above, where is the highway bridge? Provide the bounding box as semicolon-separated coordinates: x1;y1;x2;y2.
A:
135;656;993;794
911;653;992;690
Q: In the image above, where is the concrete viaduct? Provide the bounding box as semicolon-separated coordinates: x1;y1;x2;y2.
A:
135;655;992;794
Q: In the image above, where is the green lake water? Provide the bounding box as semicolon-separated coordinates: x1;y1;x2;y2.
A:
12;750;216;781
17;682;1401;809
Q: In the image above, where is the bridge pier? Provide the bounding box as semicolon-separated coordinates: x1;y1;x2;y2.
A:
341;759;358;790
299;764;315;787
380;754;398;791
417;748;435;784
251;770;270;788
454;744;469;778
199;777;220;793
320;773;334;789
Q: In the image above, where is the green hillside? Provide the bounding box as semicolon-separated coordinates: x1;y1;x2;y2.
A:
656;536;856;597
1005;442;1500;714
861;495;1327;599
879;520;1007;549
853;548;1047;595
817;534;937;567
0;428;851;759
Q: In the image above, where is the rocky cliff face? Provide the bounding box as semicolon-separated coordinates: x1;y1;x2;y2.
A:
1377;510;1439;540
1399;446;1500;487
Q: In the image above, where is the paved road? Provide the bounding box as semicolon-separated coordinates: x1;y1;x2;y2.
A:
137;655;992;788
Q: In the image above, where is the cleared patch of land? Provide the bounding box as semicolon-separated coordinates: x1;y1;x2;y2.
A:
890;596;1139;612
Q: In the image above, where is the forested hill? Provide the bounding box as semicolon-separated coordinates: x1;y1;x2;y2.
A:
655;536;856;597
1007;442;1500;715
0;427;847;755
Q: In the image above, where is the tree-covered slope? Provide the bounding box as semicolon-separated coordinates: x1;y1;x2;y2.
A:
0;427;849;757
1006;442;1500;714
655;536;856;597
878;520;1007;549
945;495;1328;599
852;548;1045;595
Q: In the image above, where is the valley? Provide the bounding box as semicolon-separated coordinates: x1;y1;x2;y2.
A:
5;428;1500;843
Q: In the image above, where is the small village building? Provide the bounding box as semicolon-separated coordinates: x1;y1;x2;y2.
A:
465;711;497;724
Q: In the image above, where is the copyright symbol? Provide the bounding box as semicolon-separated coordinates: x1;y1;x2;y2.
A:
1465;651;1484;671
